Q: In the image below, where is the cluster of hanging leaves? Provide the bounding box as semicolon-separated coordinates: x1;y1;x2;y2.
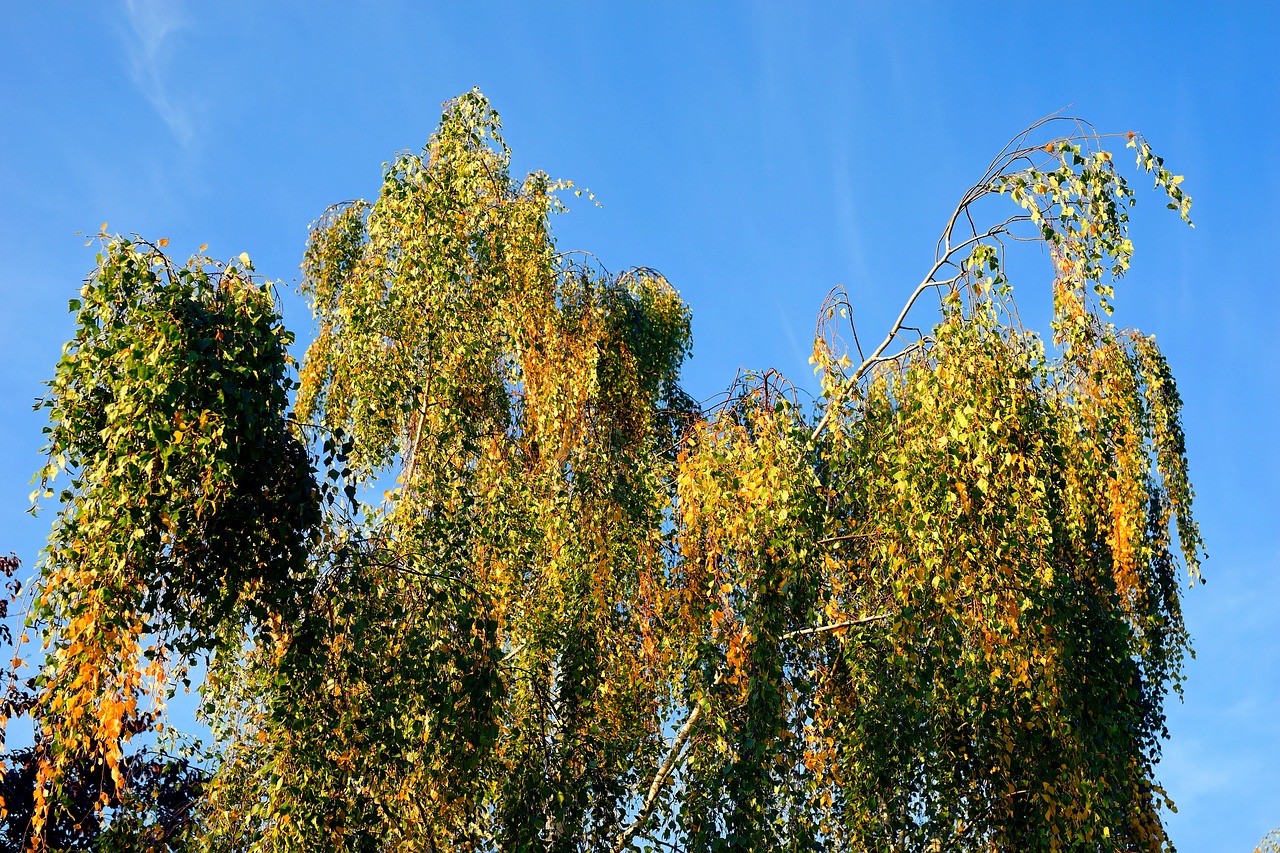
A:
3;92;1202;852
193;91;696;852
796;308;1196;851
654;129;1199;851
4;241;319;845
652;129;1200;852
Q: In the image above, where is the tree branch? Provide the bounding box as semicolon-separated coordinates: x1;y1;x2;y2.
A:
805;124;1124;447
610;611;890;851
611;674;721;853
782;613;892;640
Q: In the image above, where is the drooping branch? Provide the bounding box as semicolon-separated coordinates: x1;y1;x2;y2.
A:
808;118;1147;446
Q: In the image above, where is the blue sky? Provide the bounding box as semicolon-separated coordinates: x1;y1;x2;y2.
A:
1;3;1276;849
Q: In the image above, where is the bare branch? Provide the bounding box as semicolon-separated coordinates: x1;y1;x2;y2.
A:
807;207;1031;445
782;613;892;641
611;607;892;851
817;532;878;545
611;674;721;853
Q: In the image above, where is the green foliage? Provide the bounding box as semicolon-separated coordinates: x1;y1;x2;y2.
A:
807;308;1191;850
12;239;317;838
35;238;318;639
199;90;695;852
3;94;1201;852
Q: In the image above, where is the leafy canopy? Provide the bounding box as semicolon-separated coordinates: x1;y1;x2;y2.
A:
3;91;1201;853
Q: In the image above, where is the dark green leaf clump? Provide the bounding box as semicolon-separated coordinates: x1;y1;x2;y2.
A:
15;240;320;831
36;240;320;645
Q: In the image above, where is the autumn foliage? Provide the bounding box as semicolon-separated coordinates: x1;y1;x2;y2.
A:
3;92;1201;852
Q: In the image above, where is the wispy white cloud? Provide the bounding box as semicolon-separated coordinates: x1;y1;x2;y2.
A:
121;0;194;145
831;145;870;291
774;300;807;375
